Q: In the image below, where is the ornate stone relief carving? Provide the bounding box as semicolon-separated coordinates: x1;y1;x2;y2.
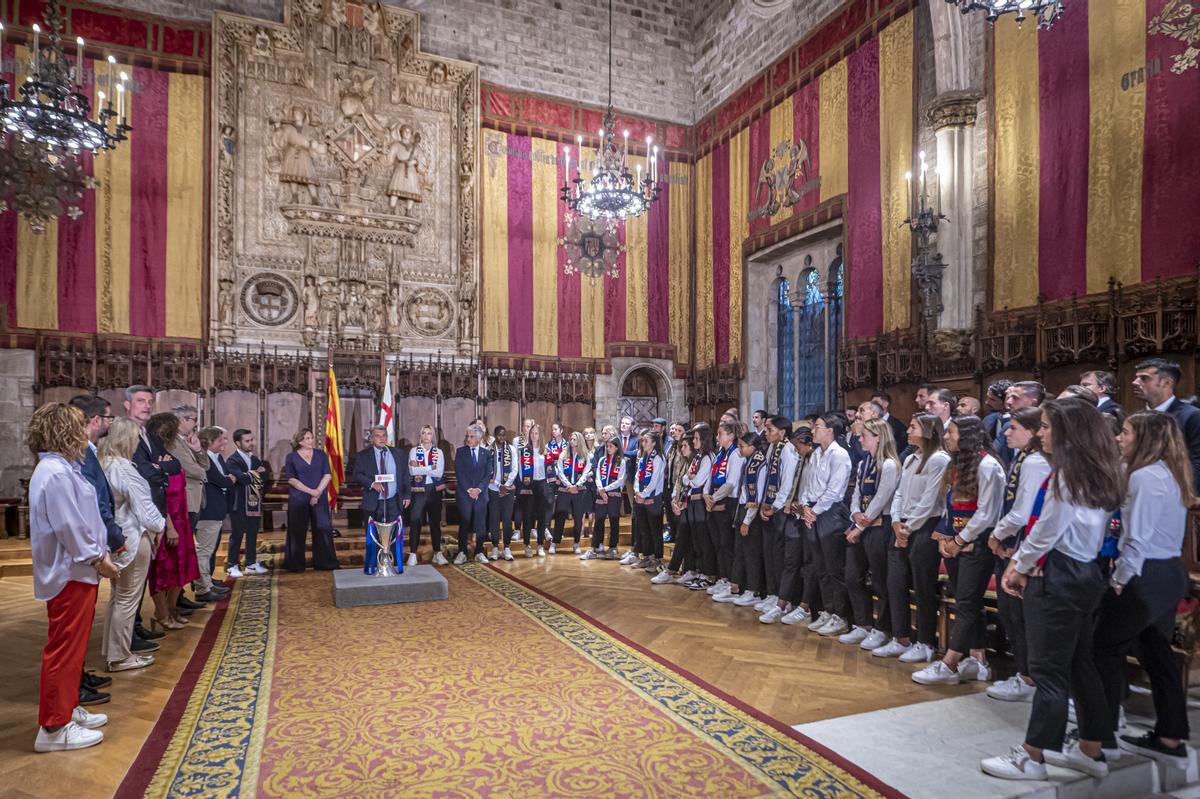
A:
212;0;480;355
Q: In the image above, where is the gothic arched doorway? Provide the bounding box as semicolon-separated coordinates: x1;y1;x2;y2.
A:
619;366;664;427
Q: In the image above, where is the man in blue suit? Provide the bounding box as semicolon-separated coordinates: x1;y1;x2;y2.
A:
353;425;412;548
194;426;233;602
454;423;493;564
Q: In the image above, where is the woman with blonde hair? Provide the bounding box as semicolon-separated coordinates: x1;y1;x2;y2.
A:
553;430;593;554
581;426;599;546
28;402;117;752
516;424;551;557
98;418;165;670
407;424;447;565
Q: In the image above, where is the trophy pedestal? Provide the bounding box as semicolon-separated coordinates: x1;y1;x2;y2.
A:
332;565;449;609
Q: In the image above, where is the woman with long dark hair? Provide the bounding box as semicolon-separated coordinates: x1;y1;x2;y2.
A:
145;413;199;630
705;422;744;598
553;431;593;554
876;414;949;660
516;424;550;558
633;431;667;570
584;436;625;560
679;424;716;589
912;415;1005;684
282;429;339;572
986;407;1050;702
1095;412;1193;764
982;398;1122;781
653;437;699;584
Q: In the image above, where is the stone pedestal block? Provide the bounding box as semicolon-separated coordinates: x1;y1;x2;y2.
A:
332;565;449;608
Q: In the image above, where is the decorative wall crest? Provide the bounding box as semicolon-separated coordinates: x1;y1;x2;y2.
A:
749;138;815;221
212;0;479;356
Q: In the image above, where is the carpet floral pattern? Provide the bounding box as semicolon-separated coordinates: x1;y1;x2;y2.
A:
128;565;903;798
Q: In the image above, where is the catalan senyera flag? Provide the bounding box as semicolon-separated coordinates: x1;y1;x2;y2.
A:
0;44;206;337
378;371;395;446
992;0;1200;310
325;366;346;510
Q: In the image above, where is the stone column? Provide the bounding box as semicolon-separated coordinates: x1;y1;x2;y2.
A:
928;94;980;331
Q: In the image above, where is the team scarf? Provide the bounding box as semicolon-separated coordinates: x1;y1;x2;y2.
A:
1014;473;1054;567
638;454;656;491
744;445;768;503
1101;510;1122;559
1003;449;1027;515
710;444;734;489
764;442;785;503
858;453;878;513
520;446;538;482
600;453;622;485
546;437;566;460
938;486;979;537
562;448;587;483
686;453;706;497
412;446;438;484
495;443;513;480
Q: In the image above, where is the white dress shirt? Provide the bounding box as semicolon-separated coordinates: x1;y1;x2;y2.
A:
29;452;107;601
521;446;547;481
595;453;627;493
104;456;166;569
709;446;744;502
806;440;852;515
991;451;1052;544
957;455;1006;544
409;446;446;482
1013;481;1109;574
890;450;951;530
634;454;665;498
1113;461;1188;586
489;443;519;491
771;443;800;511
850;457;901;526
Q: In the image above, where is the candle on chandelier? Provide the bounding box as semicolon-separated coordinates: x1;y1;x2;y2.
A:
563;146;570;187
623;129;629;164
116;81;124;119
32;24;40;73
107;55;115;104
636;163;642;193
652;145;659;182
904;171;913;220
575;134;583;179
76;37;85;87
919;150;927;205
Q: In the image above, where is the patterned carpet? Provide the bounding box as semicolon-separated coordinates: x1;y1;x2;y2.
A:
117;565;904;799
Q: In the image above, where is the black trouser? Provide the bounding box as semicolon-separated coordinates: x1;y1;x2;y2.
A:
907;519;943;647
708;505;735;579
553;488;588;544
730;503;748;589
517;481;547;548
667;503;700;573
742;514;767;594
228;511;261;568
285;498;340;572
1024;549;1108;751
634;497;664;559
944;536;995;652
800;519;822;610
593;495;621;549
886;534;913;641
456;493;488;554
846;520;891;633
777;514;805;604
407;489;443;554
994;555;1027;674
1093;557;1190;744
544;480;560;532
692;500;717;576
811;503;852;620
487;489;515;551
761;510;785;596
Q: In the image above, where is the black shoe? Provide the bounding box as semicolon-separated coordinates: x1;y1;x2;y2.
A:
194;591;224;603
177;596;204;610
78;686;110;706
135;623;165;640
130;636;161;653
175;606;195;616
209;584;231;595
1120;732;1189;762
81;670;112;690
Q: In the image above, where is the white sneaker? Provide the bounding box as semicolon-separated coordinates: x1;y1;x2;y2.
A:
871;639;910;658
226;565;243;579
674;570;697;585
71;706;108;729
987;674;1037;703
713;590;740;603
957;656;991;682
619;552;638;565
838;626;870;645
543;529;553;542
733;592;761;607
781;605;812;625
537;547;546;557
806;611;832;631
453;552;467;565
433;552;449;566
706;579;729;596
899;642;935;663
755;594;779;612
1043;742;1108;779
573;545;581;554
474;552;489;564
548;543;557;555
247;562;268;575
34;721;104;752
759;606;784;624
489;549;500;561
912;660;961;685
650;570;674;585
580;549;596;560
511;531;521;542
525;547;535;558
406;553;418;567
817;614;848;637
859;629;889;650
980;746;1049;781
503;548;514;561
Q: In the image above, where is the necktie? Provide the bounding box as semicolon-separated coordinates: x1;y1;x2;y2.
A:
472;447;477;465
379;448;386;475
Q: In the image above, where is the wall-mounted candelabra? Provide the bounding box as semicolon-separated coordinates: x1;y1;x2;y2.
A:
902;150;948;322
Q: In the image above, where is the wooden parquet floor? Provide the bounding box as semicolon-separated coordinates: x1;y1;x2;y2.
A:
0;552;974;799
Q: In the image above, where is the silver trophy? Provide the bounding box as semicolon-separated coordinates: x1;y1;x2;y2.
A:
368;519;400;577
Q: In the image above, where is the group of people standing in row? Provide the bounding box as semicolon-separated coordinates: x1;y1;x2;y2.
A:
26;385;283;752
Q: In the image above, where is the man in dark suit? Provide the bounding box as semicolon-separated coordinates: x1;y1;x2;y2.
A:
871;392;908;452
226;428;269;578
194;426;233;602
353;424;412;546
454;423;493;565
1133;358;1200;489
1081;370;1124;417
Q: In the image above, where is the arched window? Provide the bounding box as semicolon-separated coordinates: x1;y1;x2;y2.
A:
776;277;794;418
826;248;844;406
796;262;825;416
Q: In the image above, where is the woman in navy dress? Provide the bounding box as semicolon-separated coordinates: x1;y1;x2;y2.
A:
282;429;340;572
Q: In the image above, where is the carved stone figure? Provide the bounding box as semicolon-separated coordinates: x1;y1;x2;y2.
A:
385;124;424;215
302;275;320;328
318;278;340;330
324;0;346;27
429;62;447;85
363;1;383;37
220;124;237;164
338;75;377;125
218;278;235;327
387;285;402;331
342;282;365;328
271;107;325;205
253;27;272;56
366;288;384;332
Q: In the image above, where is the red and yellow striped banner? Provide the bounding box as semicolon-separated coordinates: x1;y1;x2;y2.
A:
480;129;691;363
993;0;1200;308
0;45;206;337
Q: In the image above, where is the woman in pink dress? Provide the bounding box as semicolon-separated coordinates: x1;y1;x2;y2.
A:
146;413;200;630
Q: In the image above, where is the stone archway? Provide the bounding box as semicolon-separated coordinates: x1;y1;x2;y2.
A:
594;356;685;428
619;366;664;426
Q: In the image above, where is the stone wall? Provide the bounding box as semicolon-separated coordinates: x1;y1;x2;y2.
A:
0;351;36;498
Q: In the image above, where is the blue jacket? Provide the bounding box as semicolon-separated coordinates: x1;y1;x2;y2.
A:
352;445;411;514
454;445;493;512
199;453;231;522
82;445;125;552
225;449;266;515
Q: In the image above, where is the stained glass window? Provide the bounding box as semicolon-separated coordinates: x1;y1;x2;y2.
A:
827;251;844;409
796;266;825;416
776;278;794;418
